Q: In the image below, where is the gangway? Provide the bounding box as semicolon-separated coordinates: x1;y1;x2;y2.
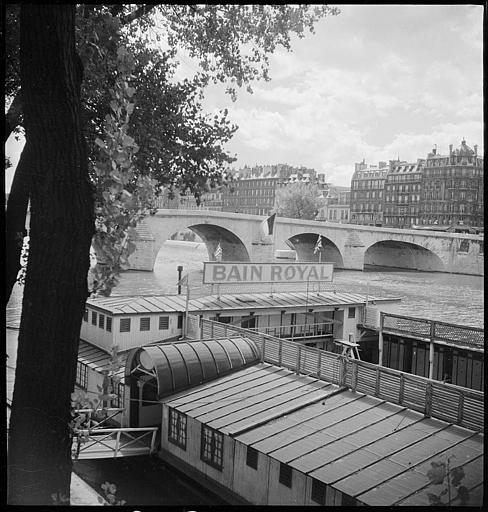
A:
72;408;158;460
73;427;158;460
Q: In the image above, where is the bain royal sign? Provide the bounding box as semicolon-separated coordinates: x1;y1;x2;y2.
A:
203;262;334;284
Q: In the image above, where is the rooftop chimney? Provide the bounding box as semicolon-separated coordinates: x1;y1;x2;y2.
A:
449;144;453;155
474;144;478;156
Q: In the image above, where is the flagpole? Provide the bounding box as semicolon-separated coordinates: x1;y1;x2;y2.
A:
184;274;190;338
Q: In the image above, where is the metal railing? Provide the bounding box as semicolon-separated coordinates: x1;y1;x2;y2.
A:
191;317;484;432
361;308;484;351
246;321;334;341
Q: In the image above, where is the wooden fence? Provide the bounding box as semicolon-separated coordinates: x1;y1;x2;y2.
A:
192;316;484;433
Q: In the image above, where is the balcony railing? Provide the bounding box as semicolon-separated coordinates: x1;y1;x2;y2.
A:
360;309;484;351
246;321;334;341
190;317;484;433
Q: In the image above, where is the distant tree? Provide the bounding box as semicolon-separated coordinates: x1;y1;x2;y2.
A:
274;181;326;220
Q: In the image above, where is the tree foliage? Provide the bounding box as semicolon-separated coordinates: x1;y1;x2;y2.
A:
6;4;340;300
6;4;340;504
274;181;326;220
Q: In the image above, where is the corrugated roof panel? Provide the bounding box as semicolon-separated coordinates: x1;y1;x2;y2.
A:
333;425;469;498
186;369;295;414
391;454;483;507
251;395;381;455
197;376;319;425
362;441;482;507
234;391;363;446
335;459;408;498
308;414;438;484
224;385;337;436
168;365;284;414
288;405;404;472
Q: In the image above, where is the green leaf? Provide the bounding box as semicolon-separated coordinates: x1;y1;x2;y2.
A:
427;461;445;485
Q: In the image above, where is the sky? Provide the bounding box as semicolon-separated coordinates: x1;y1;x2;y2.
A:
5;4;483;190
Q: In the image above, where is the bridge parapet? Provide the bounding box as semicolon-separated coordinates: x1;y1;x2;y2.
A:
127;210;483;276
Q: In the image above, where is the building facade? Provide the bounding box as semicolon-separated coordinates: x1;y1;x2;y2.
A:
349;161;388;225
383;159;425;228
419;140;484;228
317;186;350;223
221;164;328;216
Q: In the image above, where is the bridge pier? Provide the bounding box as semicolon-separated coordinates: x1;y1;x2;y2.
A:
341;246;365;271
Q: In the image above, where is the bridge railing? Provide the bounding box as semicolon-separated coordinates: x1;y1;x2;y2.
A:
189;316;484;432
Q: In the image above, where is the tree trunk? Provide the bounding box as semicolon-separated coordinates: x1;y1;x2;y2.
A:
5;90;23;143
5;143;30;305
7;5;94;505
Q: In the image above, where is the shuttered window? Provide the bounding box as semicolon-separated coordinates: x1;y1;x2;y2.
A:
91;311;97;325
279;463;292;488
177;315;183;329
159;316;169;330
140;317;150;331
76;361;88;389
120;318;131;332
98;314;105;329
246;446;258;470
311;479;327;505
83;309;88;322
106;317;112;332
348;307;356;318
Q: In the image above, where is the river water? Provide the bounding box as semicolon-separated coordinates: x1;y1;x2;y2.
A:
6;240;484;329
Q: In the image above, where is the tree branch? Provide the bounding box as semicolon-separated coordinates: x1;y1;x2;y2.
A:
119;5;156;25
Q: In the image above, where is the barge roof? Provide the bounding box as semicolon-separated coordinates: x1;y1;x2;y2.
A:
86;291;400;316
164;361;483;507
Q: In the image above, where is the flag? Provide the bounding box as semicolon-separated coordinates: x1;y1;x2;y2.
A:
214;241;223;261
260;212;276;237
313;234;322;254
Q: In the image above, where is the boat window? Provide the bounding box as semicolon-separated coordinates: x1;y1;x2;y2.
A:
279;463;292;488
120;318;131;333
201;425;223;471
140;317;151;331
246;446;259;470
311;479;327;505
159;316;169;330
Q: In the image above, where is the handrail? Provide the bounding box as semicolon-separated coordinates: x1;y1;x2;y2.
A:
75;427;159;458
246;321;335;340
197;318;484;432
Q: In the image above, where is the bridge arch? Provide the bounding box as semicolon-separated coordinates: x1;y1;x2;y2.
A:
286;232;344;268
186;224;250;262
364;240;445;272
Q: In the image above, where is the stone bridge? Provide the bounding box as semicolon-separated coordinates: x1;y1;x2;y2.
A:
128;209;484;276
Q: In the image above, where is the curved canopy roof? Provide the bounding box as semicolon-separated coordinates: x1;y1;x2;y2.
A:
127;337;260;399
